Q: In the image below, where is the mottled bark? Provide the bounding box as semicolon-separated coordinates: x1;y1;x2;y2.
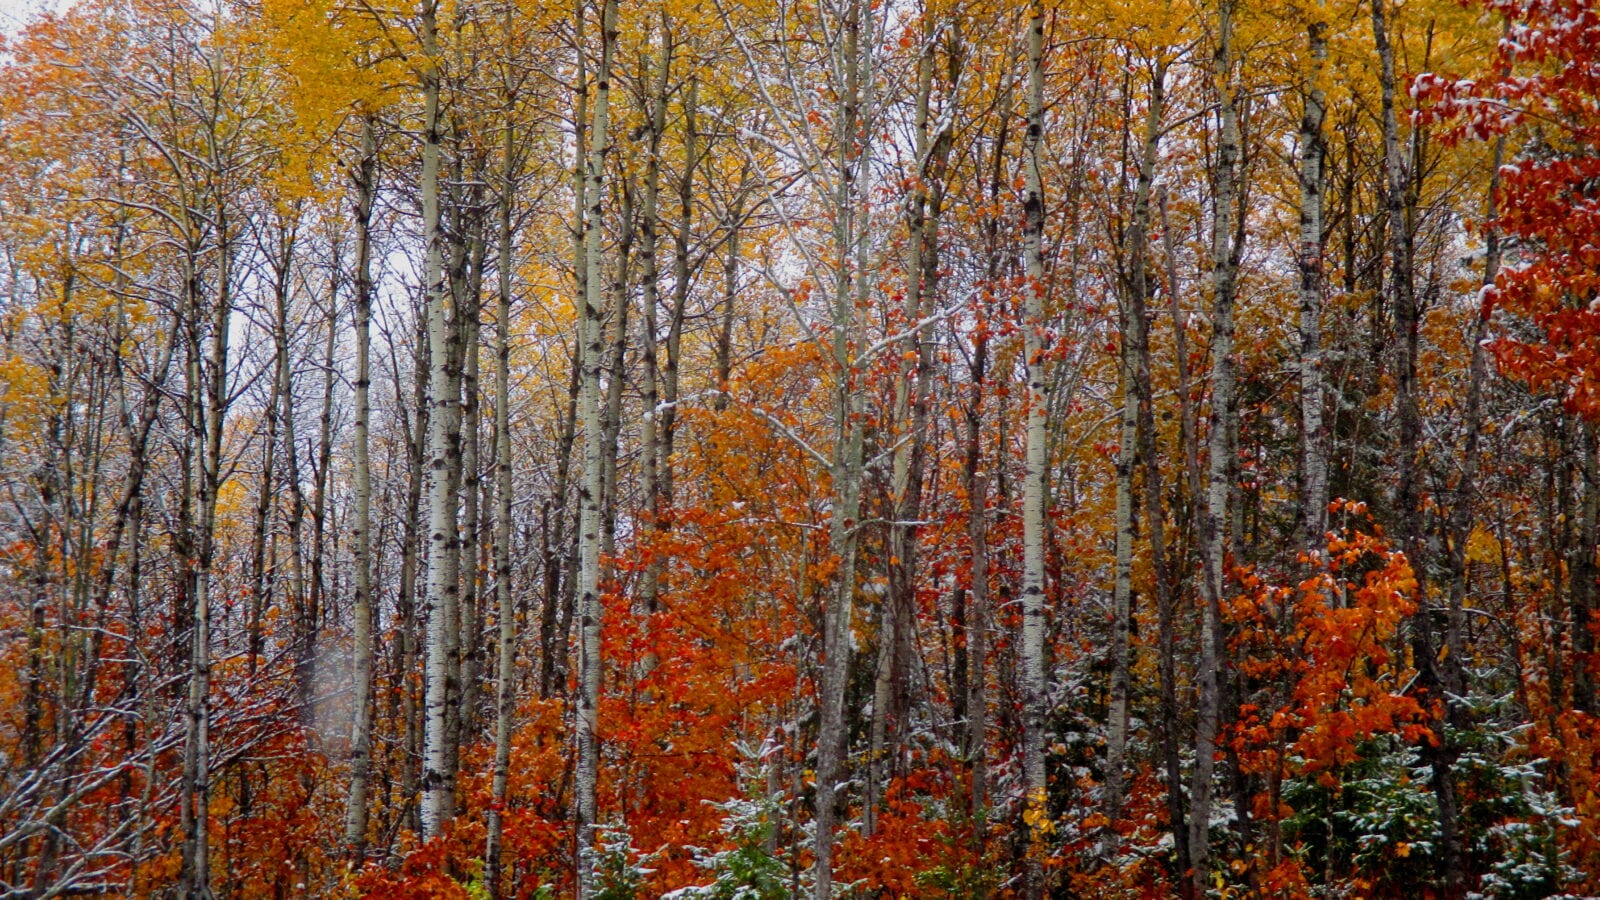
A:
485;72;519;891
345;115;379;860
1191;2;1242;889
1020;5;1049;896
574;0;618;890
420;0;463;835
1299;16;1330;553
639;21;671;616
813;0;873;892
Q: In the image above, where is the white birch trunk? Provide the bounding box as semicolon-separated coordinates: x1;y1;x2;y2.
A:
639;20;671;617
1299;13;1330;554
574;0;617;891
344;115;379;859
419;0;461;837
1191;2;1241;889
1020;5;1050;896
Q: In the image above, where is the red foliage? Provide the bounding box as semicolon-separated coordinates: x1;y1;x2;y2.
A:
1417;0;1600;418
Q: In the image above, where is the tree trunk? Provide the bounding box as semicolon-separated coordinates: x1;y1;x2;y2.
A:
813;0;873;891
247;316;280;685
269;218;314;725
1191;2;1242;889
458;230;485;752
442;154;485;786
444;19;486;803
420;0;463;836
540;354;580;700
1443;137;1503;708
1106;56;1166;836
870;9;948;833
1299;14;1330;553
344;114;379;860
181;208;232;899
398;311;430;836
963;330;990;830
1151;189;1196;890
663;75;696;504
965;99;1011;835
485;78;519;893
1020;4;1050;896
1372;0;1465;891
574;0;618;889
309;261;339;730
599;175;632;578
639;19;671;616
1575;423;1598;714
717;185;740;415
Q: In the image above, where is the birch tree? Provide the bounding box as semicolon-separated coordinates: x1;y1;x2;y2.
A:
574;0;618;890
1299;5;1330;553
1190;1;1243;888
1019;3;1050;894
344;114;380;860
420;0;464;837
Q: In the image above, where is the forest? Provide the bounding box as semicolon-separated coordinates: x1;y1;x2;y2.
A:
0;0;1597;895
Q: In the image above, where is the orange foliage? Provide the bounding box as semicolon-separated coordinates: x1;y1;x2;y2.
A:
1231;515;1428;784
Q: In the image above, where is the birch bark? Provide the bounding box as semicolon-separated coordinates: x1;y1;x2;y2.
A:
420;0;463;836
345;115;379;859
1190;2;1242;888
574;0;618;890
639;20;671;616
1020;5;1050;895
1299;13;1330;553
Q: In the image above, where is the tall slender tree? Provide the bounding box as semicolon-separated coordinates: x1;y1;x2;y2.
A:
1019;2;1050;894
574;0;618;890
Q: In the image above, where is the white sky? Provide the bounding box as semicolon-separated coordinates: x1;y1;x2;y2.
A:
0;0;57;32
